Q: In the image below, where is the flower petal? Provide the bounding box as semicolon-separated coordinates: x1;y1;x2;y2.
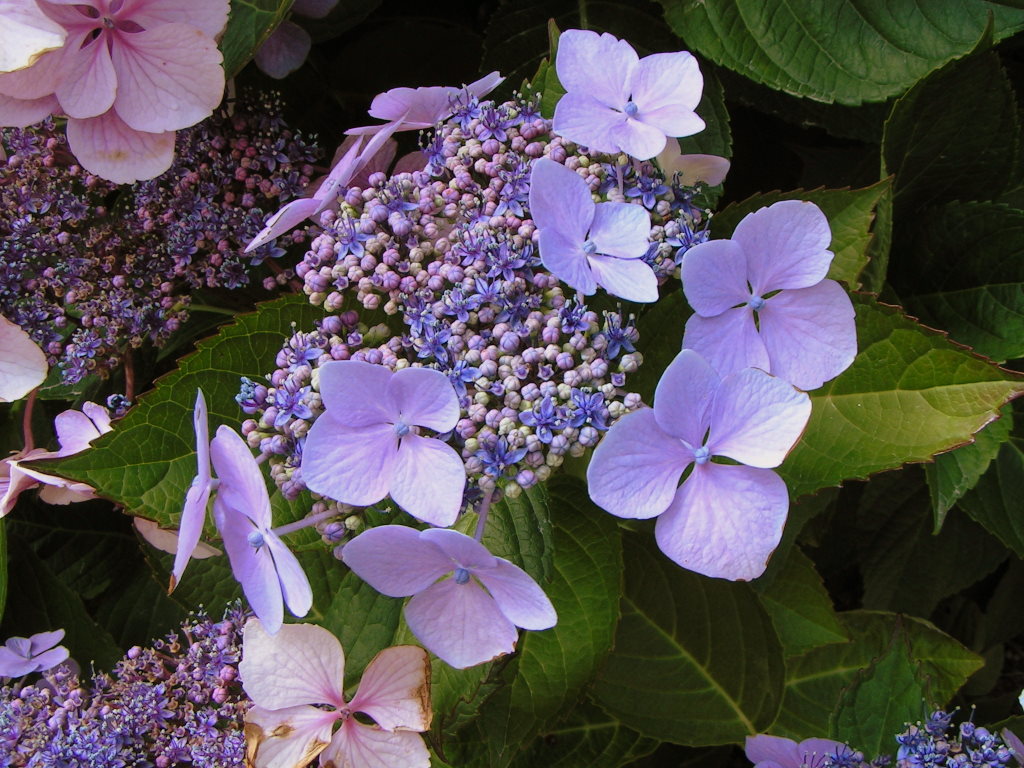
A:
475;558;556;631
65;112;175;184
216;500;283;633
587;407;690;519
245;197;319;253
552;91;628;155
301;420;397;508
653;349;719;445
171;390;212;590
321;720;430;768
0;91;57;127
0;315;47;402
254;21;311;80
239;619;346;710
387;367;459;433
348;645;432;732
654;463;789;580
587;254;658;303
682;308;769;380
0;1;66;73
0;451;46;518
555;29;636;107
610;117;671;161
656;145;730;187
316;360;395;425
528;157;594;237
341;526;453;597
745;734;803;768
135;518;219;559
757;280;858;391
420;528;498;570
0;46;66;100
390;434;465;527
244;704;336;768
266;532;313;619
26;628;63;655
707;368;811;468
539;229;596;295
681;238;751;317
0;647;37;677
733;201;834;294
53;409;102;455
640;104;706;144
590;201;651;259
124;0;230;38
631;51;703;115
54;36;116;118
210;426;271;529
404;578;519;669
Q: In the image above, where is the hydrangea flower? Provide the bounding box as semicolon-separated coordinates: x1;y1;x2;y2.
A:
253;0;340;79
0;1;65;73
746;734;858;768
0;629;69;677
171;390;213;592
0;314;47;402
552;29;705;160
529;157;658;302
239;618;432;768
587;350;811;580
301;361;466;527
681;200;857;391
342;525;556;669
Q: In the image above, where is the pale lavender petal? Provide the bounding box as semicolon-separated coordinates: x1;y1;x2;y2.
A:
301;420;397;507
348;645;432;732
54;37;116;119
254;21;311;80
420;528;498;570
342;526;452;597
366;85;451;128
466;71;503;100
27;629;63;655
653;349;719;445
0;451;45;518
81;401;112;434
0;647;36;677
404;579;519;669
682;239;752;318
53;409;101;455
266;532;313;619
0;315;47;402
475;559;556;630
244;197;318;252
640;104;706;141
387;367;459;433
244;704;335;768
552;92;628;155
170;481;210;592
611;117;671;162
125;0;230;38
65;112;175;184
587;408;690;519
313;129;392;214
631;51;703;115
654;463;789;580
590;201;651;258
0;91;57;127
390;434;465;527
216;500;283;633
799;739;856;764
757;280;858;391
292;0;340;17
588;254;658;303
555;29;636;107
682;308;769;379
316;360;395;424
528;157;594;237
707;368;811;468
26;646;68;673
210;426;271;529
733;201;833;294
322;720;430;768
746;734;802;768
539;228;596;295
1001;729;1024;764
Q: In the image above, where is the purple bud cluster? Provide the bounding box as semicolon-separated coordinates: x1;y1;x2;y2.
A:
0;91;319;385
0;605;249;767
896;711;1016;768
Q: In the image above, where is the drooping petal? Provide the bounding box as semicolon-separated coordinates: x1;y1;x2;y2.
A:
37;481;93;505
254;21;311;80
0;450;46;518
653;349;719;445
65;112;175;184
301;420;398;507
124;0;230;38
590;201;651;258
321;720;430;768
404;578;519;669
210;426;271;529
348;645;432;732
654;463;789;581
538;229;596;295
420;528;499;571
757;280;858;391
0;91;57;127
110;23;224;133
81;401;112;434
239;619;346;710
682;308;769;380
656;144;730;186
134;518;219;559
266;532;313;619
587;254;658;303
316;360;395;425
610;117;672;162
475;559;556;631
528;157;594;237
244;704;336;768
707;368;811;469
681;239;751;317
631;51;703;116
732;201;834;294
245;197;319;252
552;91;628;156
341;526;453;597
0;315;47;402
466;71;504;100
171;390;212;591
54;36;116;118
53;404;109;456
313;125;401;214
586;408;690;519
387;367;459;433
390;434;465;527
216;500;283;633
555;29;636;107
0;1;66;73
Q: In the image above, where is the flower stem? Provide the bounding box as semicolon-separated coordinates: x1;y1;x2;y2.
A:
22;390;37;452
473;486;495;543
272;508;338;538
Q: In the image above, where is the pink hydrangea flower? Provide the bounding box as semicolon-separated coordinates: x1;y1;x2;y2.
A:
681;200;857;391
239;618;432;768
552;29;705;161
0;0;229;183
0;314;47;403
745;734;857;768
587;350;811;580
0;629;69;677
342;525;557;669
0;0;66;73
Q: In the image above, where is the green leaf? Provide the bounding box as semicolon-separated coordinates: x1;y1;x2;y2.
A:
91;568;187;651
221;0;293;79
479;483;554;584
882;52;1021;215
753;546;847;658
926;406;1013;531
305;0;382;43
707;181;892;289
590;533;785;746
772;611;982;740
632;290;688;404
959;436;1024;558
659;0;1024;105
898;202;1024;362
778;294;1024;499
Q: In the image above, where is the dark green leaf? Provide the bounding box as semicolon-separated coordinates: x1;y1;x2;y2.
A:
632;290;688;404
305;0;382;43
91;568;187;651
479;483;554;584
221;0;293;79
959;436;1024;558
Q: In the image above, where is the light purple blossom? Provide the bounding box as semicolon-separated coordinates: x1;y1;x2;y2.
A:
745;734;857;768
342;525;556;669
552;29;705;161
529;157;657;302
301;361;466;527
587;349;811;580
170;390;212;592
681;200;857;391
0;629;69;677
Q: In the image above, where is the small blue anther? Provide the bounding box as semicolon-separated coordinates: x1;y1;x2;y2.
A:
453;568;471;585
582;239;598;255
393;420;411;437
694;446;711;465
623;101;639;118
247;530;265;549
748;295;766;311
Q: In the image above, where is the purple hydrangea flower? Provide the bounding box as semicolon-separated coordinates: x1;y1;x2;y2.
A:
746;734;858;768
587;350;811;580
519;395;565;443
171;390;213;593
552;29;705;161
681;200;857;391
529;157;657;302
342;525;556;668
0;629;69;677
301;361;466;527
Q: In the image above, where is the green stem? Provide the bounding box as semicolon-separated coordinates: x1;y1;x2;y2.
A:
578;0;589;29
188;304;238;316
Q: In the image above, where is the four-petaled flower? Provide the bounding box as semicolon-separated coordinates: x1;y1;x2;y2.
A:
529;157;658;303
587;350;811;580
239;618;432;768
0;629;69;677
342;525;556;669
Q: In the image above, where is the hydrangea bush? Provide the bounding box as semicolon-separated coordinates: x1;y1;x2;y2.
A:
2;1;1024;767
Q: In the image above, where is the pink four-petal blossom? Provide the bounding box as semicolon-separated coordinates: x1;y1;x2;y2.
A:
301;361;466;527
587;350;811;580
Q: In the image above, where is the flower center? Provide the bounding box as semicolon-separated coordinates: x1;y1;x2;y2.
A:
453;567;471;585
582;239;598;255
247;530;265;549
393;419;411;437
748;295;766;311
623;101;639;118
693;446;711;465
